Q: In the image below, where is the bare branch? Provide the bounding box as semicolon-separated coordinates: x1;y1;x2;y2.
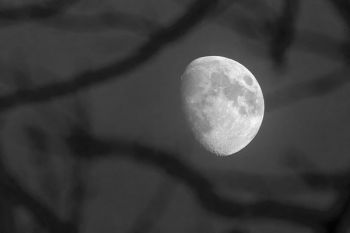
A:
0;0;220;112
323;181;350;233
128;180;176;233
265;67;350;112
0;198;15;233
294;29;347;61
210;169;350;194
39;12;161;34
0;0;79;20
67;160;85;233
65;130;327;230
269;0;300;65
215;4;347;62
327;0;350;31
0;170;74;233
324;194;350;233
0;11;161;35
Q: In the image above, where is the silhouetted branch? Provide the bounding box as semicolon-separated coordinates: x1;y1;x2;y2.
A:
210;170;350;197
0;0;346;114
0;0;79;20
327;0;350;31
1;120;346;233
323;177;350;233
39;12;161;34
269;0;299;65
324;194;350;233
283;147;335;191
0;109;75;233
68;160;85;233
265;67;350;112
0;0;220;112
0;198;15;233
295;29;347;61
215;2;348;62
0;170;74;233
65;130;326;230
283;147;350;233
128;180;176;233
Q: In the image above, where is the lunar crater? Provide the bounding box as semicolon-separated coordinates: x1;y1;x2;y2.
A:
181;56;264;156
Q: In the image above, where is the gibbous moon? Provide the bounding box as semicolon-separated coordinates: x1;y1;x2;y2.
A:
181;56;264;156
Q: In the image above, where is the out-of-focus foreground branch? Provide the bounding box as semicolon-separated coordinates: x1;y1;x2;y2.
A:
0;130;330;233
65;131;327;230
40;12;161;35
265;67;350;112
0;0;220;112
269;0;300;65
327;0;350;31
0;0;79;20
0;1;348;233
0;168;75;233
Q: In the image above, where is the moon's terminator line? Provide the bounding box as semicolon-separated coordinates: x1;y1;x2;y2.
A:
181;56;264;156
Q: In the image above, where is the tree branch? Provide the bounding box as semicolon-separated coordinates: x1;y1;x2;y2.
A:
215;5;347;62
127;179;176;233
327;0;350;31
0;0;220;112
269;0;300;65
0;170;74;233
66;131;327;230
0;0;79;20
39;12;161;34
265;67;350;112
323;183;350;233
0;11;161;35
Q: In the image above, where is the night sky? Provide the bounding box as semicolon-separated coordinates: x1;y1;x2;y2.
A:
0;0;349;233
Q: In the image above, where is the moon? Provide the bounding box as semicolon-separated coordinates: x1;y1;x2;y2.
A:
181;56;264;156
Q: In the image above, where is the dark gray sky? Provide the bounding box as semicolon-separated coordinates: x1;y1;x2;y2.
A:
86;0;350;174
0;0;349;233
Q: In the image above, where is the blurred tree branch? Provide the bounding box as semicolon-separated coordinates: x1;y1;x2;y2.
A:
40;11;161;34
0;65;349;232
323;180;350;233
269;0;300;65
0;11;161;35
210;169;350;194
65;130;326;230
0;0;79;20
67;159;85;233
327;0;350;31
265;67;350;112
0;168;75;233
0;198;15;233
2;124;349;232
127;179;176;233
0;0;220;112
0;1;348;233
0;0;346;114
215;1;349;62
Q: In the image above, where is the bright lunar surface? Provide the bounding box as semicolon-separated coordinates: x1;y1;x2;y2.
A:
181;56;264;156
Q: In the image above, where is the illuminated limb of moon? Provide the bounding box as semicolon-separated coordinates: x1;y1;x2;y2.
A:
181;56;264;156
